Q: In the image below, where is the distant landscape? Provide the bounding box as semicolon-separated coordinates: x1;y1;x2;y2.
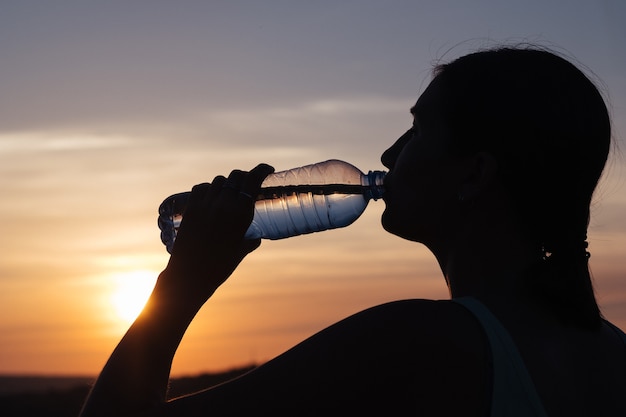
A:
0;364;257;417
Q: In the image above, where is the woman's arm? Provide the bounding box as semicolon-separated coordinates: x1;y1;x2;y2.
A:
79;162;488;416
79;164;274;417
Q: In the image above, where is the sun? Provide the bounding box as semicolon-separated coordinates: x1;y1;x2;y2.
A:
110;270;157;323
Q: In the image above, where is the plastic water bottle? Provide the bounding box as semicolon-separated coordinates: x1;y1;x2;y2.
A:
158;159;386;253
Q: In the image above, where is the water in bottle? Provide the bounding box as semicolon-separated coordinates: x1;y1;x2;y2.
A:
158;159;385;253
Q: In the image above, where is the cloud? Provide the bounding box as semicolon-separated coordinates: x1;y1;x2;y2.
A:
204;96;411;120
0;132;132;153
188;95;412;157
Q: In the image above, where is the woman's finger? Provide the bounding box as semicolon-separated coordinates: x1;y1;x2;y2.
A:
241;164;275;200
222;170;246;192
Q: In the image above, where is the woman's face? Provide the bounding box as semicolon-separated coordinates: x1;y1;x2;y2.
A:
380;78;465;246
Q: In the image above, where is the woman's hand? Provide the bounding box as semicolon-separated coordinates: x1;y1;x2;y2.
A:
161;163;275;307
79;164;275;417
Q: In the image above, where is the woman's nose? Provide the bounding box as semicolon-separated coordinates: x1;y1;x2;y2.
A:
381;146;396;169
381;130;411;169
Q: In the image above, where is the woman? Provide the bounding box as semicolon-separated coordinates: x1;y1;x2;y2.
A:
80;46;626;416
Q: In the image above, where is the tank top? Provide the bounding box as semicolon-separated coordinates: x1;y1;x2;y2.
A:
452;297;626;417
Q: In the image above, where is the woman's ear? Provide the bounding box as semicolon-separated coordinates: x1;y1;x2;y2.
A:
458;151;498;201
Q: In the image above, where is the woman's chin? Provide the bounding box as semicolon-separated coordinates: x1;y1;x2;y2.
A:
381;211;429;243
381;211;408;239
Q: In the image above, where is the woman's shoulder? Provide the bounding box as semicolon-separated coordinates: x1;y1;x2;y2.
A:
166;299;491;415
346;298;486;340
361;298;490;369
324;298;491;413
292;298;488;365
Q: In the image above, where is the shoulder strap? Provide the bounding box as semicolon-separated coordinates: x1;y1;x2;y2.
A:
453;297;549;417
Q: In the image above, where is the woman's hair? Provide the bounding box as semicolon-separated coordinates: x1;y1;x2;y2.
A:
433;46;611;329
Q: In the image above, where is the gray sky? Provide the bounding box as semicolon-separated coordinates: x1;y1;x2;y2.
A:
1;0;626;375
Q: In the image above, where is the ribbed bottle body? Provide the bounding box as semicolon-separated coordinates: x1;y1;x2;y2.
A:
158;160;385;253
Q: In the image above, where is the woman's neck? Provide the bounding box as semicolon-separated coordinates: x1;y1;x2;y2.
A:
434;196;538;302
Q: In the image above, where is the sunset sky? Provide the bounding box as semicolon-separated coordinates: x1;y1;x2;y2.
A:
1;1;625;377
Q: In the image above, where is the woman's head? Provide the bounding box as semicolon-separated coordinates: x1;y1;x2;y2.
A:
399;45;612;328
382;46;611;328
431;47;611;258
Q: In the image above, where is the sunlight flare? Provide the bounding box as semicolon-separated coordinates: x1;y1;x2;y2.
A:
110;270;157;323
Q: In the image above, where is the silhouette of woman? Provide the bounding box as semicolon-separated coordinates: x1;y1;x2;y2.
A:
80;46;626;416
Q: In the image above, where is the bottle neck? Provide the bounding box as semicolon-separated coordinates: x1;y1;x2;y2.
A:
363;170;386;200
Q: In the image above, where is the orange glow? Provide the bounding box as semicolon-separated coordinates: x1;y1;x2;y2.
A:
1;4;625;380
109;270;157;324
